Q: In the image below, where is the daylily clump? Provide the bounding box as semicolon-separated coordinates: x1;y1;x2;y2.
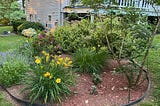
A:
23;51;75;103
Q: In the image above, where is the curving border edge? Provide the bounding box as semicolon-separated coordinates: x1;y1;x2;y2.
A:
121;69;151;106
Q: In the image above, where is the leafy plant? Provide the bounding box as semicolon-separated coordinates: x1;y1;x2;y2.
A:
0;53;30;87
73;48;107;74
17;21;44;33
30;32;62;56
22;28;37;37
54;19;107;53
92;72;102;85
11;19;26;32
22;52;75;104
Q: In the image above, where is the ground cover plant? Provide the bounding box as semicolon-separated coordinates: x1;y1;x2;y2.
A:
0;52;30;87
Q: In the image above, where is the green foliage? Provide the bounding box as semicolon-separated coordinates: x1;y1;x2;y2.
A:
22;53;75;104
0;53;30;87
30;32;62;56
17;21;44;33
11;19;25;32
67;12;80;21
0;1;25;22
115;62;141;88
54;19;106;53
0;18;10;25
9;10;25;21
73;48;107;74
92;72;102;85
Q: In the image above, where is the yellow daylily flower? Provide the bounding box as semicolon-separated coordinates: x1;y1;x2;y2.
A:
49;75;53;79
56;61;61;65
56;78;61;83
46;55;50;62
68;61;72;65
43;72;51;77
41;51;46;54
64;63;69;67
58;57;63;62
65;57;70;61
35;58;41;64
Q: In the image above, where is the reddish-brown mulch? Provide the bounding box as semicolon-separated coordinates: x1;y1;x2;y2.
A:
0;59;148;106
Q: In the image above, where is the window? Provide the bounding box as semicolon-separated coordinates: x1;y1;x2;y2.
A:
29;14;33;21
48;15;51;22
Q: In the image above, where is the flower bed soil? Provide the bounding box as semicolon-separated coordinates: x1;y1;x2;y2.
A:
0;60;148;106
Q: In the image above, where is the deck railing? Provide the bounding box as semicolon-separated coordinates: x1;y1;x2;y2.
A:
70;0;160;16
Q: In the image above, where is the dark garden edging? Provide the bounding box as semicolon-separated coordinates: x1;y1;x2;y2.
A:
121;69;151;106
0;84;44;106
0;69;150;106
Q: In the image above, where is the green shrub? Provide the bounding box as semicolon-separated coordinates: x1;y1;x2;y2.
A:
22;28;37;37
54;19;106;53
0;18;10;25
30;32;62;56
22;52;75;104
11;19;26;32
17;21;44;33
0;53;30;87
73;48;107;74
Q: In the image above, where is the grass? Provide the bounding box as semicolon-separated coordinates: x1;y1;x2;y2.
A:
0;92;14;106
0;35;26;52
138;34;160;106
0;26;13;34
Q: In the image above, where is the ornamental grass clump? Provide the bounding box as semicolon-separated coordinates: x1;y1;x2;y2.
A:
22;51;75;104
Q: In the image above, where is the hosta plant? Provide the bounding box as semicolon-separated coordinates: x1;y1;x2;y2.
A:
22;28;37;37
22;51;75;104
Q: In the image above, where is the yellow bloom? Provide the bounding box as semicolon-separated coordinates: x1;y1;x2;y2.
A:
45;53;49;56
58;57;63;62
56;61;61;65
64;63;69;67
65;57;70;61
56;78;61;83
46;55;50;62
35;58;41;64
49;75;53;79
43;72;51;77
68;61;72;65
41;51;46;54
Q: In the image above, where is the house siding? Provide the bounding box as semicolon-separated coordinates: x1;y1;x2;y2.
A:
25;0;70;28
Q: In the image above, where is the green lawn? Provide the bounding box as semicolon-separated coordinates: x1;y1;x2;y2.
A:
138;34;160;106
0;26;13;34
0;35;26;52
146;35;160;105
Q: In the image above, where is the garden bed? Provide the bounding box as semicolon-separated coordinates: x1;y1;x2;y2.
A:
0;60;149;106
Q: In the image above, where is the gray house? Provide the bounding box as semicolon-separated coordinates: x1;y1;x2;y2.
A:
25;0;71;29
25;0;160;29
